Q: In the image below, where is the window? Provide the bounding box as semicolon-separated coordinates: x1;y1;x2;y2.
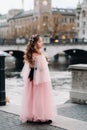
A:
36;16;38;20
62;18;63;22
83;21;86;26
57;17;59;22
62;17;67;23
82;10;86;17
64;18;67;23
83;30;85;35
43;16;48;21
70;18;74;23
77;16;79;20
72;18;74;22
77;23;79;27
77;11;80;15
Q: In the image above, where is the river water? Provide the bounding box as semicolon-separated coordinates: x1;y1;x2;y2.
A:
6;69;72;107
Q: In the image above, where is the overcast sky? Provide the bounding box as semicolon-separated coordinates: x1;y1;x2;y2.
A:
0;0;83;14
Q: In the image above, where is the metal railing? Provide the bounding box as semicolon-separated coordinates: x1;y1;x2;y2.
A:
0;38;28;45
0;38;87;46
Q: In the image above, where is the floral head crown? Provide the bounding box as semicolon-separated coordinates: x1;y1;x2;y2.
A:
30;34;38;43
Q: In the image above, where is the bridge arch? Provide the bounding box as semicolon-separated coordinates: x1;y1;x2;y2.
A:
4;50;24;70
53;49;87;65
64;49;87;56
64;49;87;64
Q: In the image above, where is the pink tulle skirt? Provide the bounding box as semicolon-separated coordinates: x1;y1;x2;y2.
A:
20;79;57;122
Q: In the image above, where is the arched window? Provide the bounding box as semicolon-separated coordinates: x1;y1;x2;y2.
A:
43;16;48;21
62;24;67;31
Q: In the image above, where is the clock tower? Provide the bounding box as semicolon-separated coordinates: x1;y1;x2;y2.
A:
34;0;51;15
33;0;52;36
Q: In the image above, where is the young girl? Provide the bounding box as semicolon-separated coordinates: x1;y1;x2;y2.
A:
20;34;57;124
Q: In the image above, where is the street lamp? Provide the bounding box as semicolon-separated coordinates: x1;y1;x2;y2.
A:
62;35;66;40
62;35;66;44
43;22;47;35
54;39;59;43
43;23;46;27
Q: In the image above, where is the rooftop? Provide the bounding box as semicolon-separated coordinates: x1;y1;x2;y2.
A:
0;8;76;21
52;8;76;15
12;10;34;19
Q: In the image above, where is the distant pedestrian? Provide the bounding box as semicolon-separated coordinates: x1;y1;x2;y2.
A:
20;34;57;124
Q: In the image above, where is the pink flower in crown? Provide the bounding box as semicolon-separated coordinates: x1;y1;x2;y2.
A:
32;34;37;38
29;34;38;43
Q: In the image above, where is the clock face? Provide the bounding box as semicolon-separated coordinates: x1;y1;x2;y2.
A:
36;0;39;5
42;0;48;6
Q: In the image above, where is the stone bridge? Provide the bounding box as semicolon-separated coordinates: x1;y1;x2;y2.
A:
1;43;87;70
1;43;87;58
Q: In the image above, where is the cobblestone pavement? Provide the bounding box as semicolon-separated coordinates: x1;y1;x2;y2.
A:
0;111;66;130
58;103;87;122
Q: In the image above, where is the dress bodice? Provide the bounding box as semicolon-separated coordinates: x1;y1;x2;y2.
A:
21;54;50;85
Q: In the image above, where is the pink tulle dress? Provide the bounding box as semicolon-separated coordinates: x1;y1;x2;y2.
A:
20;54;57;122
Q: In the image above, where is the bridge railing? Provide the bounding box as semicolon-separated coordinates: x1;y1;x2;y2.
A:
0;38;28;45
0;38;87;46
44;41;87;46
1;42;87;46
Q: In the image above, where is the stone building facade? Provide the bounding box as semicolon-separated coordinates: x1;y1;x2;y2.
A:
0;14;8;38
76;0;87;41
0;0;76;39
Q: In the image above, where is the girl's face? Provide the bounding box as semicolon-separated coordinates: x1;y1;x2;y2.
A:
36;37;43;49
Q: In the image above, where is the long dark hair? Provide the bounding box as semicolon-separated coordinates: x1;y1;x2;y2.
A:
24;34;40;65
